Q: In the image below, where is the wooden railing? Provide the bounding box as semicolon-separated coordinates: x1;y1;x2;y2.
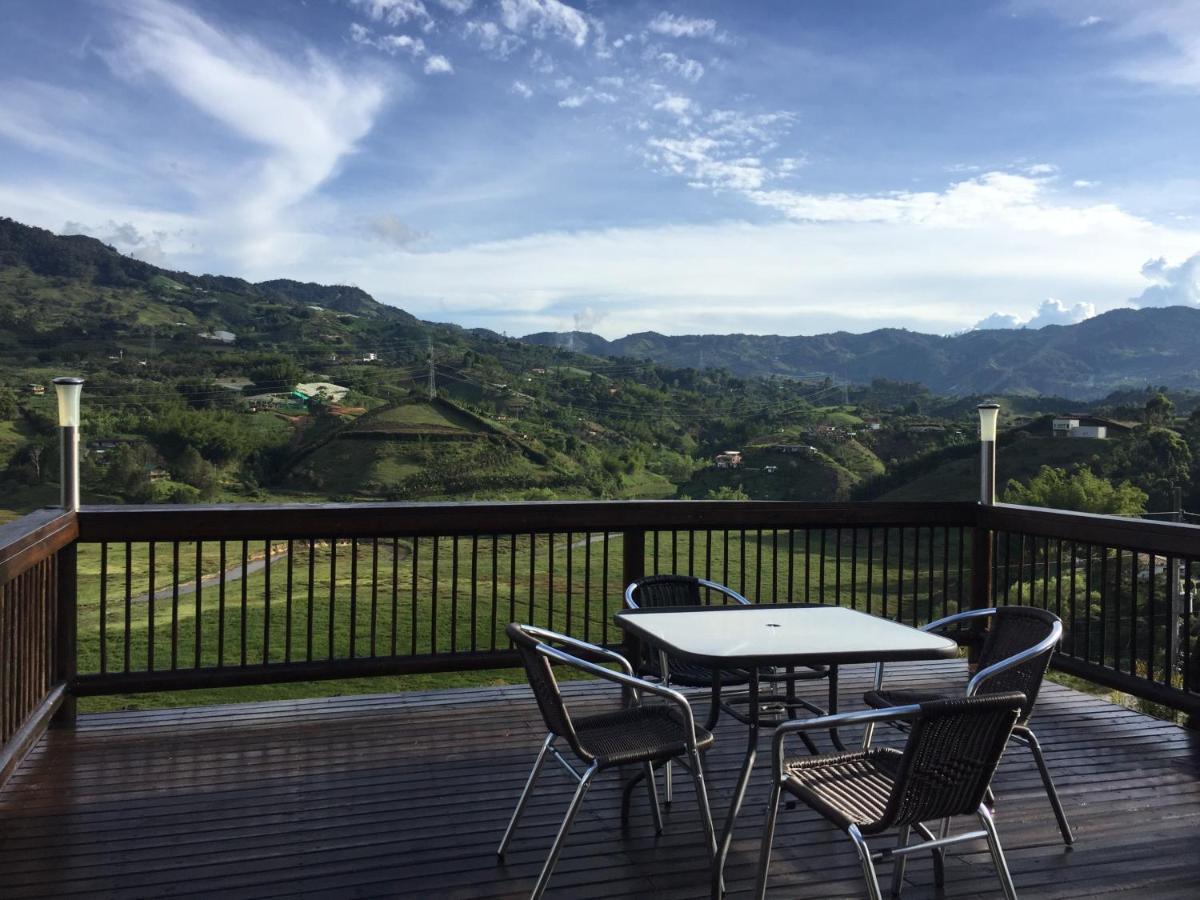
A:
2;496;1198;776
981;504;1199;718
0;508;78;785
70;501;976;694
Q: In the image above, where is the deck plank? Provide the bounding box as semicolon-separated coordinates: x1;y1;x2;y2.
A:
1;660;1198;899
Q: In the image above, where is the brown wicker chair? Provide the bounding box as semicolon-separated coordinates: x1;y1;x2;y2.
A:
498;622;717;900
755;693;1026;900
861;606;1073;845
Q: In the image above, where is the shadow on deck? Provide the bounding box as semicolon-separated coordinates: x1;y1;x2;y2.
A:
3;660;1199;899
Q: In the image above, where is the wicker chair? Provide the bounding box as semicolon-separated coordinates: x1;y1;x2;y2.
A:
861;606;1073;845
498;623;717;900
755;693;1026;900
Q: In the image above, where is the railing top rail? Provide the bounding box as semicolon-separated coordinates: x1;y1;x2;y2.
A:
75;500;979;542
0;507;77;585
981;502;1200;557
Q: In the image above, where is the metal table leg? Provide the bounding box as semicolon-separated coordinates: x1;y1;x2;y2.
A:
711;674;758;899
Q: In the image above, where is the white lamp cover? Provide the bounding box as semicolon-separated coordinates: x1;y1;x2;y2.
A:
977;404;1000;443
53;378;84;428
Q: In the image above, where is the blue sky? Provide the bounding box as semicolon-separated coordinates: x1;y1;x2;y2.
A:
2;0;1199;337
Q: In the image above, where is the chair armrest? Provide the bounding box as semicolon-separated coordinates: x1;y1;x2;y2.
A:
770;705;923;776
537;645;702;749
520;625;634;675
967;619;1062;696
920;607;997;635
696;578;751;605
870;608;997;692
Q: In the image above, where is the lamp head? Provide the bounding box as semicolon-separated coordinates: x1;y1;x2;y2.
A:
53;377;84;428
977;403;1000;443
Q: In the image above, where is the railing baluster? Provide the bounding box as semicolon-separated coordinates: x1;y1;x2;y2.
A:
833;528;841;608
469;534;478;652
349;537;358;659
866;527;874;616
308;539;316;662
262;539;270;666
1099;545;1108;668
851;527;859;611
216;541;225;668
787;528;795;601
431;536;439;654
99;542;108;675
370;537;379;659
547;533;554;631
392;537;400;657
173;541;181;670
1128;549;1138;675
450;535;459;653
582;533;590;643
600;531;608;645
328;538;337;660
491;535;499;651
755;528;763;602
194;541;203;669
565;531;572;636
881;527;890;619
411;537;419;657
285;539;294;663
818;528;826;604
240;540;248;667
124;543;132;673
147;542;156;672
1114;548;1124;674
1148;548;1157;683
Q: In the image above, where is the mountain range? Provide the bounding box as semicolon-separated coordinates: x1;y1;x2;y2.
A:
522;308;1200;398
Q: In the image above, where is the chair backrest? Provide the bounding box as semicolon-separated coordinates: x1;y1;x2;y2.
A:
881;692;1024;829
625;574;747;609
976;606;1060;720
506;622;589;761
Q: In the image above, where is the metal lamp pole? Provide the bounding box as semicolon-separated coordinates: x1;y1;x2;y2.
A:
53;377;84;511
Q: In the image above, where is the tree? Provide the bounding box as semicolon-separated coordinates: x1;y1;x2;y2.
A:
1144;392;1175;427
705;485;751;501
0;387;18;420
1003;465;1146;516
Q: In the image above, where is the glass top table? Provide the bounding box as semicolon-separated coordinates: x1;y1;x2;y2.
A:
614;603;958;898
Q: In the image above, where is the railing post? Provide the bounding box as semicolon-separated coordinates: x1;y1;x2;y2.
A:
621;528;645;659
54;542;78;726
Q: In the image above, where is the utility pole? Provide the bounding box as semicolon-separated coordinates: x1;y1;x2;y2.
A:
427;340;436;401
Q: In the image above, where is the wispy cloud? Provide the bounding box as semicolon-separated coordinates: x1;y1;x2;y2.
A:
647;12;717;40
106;0;388;264
499;0;589;48
351;0;436;32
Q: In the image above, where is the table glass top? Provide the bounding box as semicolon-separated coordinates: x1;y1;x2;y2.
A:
616;605;957;662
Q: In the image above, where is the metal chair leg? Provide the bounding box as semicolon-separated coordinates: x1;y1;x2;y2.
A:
978;803;1018;900
848;825;883;900
645;762;664;835
1017;726;1074;845
688;747;717;858
890;825;910;898
753;783;783;900
665;758;674;805
498;732;554;858
531;764;597;900
861;721;876;750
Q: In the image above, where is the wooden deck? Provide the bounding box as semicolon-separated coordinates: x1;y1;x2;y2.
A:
2;660;1199;899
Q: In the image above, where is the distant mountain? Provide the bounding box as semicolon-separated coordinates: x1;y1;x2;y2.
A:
523;308;1200;398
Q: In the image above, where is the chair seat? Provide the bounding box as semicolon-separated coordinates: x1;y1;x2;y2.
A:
575;705;715;767
781;747;904;834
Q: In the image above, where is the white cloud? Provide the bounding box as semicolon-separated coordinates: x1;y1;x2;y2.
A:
1025;162;1058;175
351;0;435;32
647;12;717;39
511;79;533;97
558;94;586;108
352;25;428;58
61;219;171;263
499;0;589;48
106;0;388;266
1019;1;1200;90
973;297;1097;330
434;0;473;13
464;20;523;57
424;54;454;74
1073;179;1098;187
653;93;697;122
654;50;704;82
1133;251;1200;307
